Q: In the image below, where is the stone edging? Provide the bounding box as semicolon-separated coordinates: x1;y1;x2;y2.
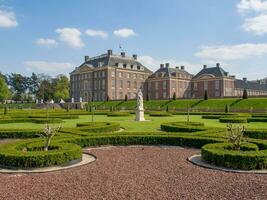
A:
0;153;96;174
188;154;267;174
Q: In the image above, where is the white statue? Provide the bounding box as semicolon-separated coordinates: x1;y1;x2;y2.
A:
35;99;39;104
40;99;44;104
71;98;74;103
50;99;54;104
135;89;145;121
79;97;83;103
60;99;65;104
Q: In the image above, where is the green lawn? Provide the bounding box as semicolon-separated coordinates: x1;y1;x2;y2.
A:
1;114;267;132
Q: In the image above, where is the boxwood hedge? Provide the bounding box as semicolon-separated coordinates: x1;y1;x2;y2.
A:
161;122;205;132
201;142;267;170
219;117;248;123
149;112;172;117
106;112;131;117
76;122;120;133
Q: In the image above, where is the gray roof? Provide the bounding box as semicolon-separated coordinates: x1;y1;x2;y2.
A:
71;53;152;74
235;79;267;91
193;66;228;79
150;67;192;78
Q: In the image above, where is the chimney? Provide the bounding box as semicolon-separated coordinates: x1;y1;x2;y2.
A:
203;65;207;69
107;49;113;55
243;77;247;82
181;66;185;70
231;75;236;79
160;64;164;69
176;66;179;69
165;63;170;68
132;54;137;60
225;72;229;76
121;52;126;57
85;56;90;62
216;63;220;67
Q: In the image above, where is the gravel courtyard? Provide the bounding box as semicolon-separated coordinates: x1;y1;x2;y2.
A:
0;146;266;200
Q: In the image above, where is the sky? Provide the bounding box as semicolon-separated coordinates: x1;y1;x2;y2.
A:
0;0;267;80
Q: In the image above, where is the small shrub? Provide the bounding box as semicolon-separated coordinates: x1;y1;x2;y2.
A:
242;89;248;99
149;112;172;117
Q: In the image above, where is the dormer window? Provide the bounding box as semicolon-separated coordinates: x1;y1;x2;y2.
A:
115;63;119;67
123;64;127;68
137;66;140;70
131;65;133;69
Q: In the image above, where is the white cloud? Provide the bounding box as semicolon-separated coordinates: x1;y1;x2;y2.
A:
139;55;200;73
35;38;58;47
242;14;267;35
56;28;84;48
195;43;267;60
24;61;73;75
0;9;18;28
85;29;108;38
237;0;267;13
113;28;136;38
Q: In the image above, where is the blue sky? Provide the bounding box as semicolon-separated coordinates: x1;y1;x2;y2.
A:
0;0;267;80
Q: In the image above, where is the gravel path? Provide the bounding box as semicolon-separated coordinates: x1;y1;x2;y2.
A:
0;146;266;200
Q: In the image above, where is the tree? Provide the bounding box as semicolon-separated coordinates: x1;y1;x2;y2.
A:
28;73;40;96
4;106;8;115
146;93;149;101
0;76;10;101
204;90;208;100
54;75;70;101
166;105;169;112
172;92;176;100
41;124;61;151
36;75;54;101
125;94;128;101
225;104;230;113
227;124;245;151
7;73;28;100
106;95;110;102
242;89;248;99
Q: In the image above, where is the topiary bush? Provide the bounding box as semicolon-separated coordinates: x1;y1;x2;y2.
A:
149;112;172;117
244;129;267;139
161;122;205;132
106;112;131;117
219;117;247;123
76;122;120;133
247;117;267;122
201;142;267;170
0;140;82;168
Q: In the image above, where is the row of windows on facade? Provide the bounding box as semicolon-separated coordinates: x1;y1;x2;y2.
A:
115;63;144;71
111;80;142;90
156;72;191;79
235;89;267;96
148;81;191;90
71;71;106;81
112;71;145;79
193;81;220;91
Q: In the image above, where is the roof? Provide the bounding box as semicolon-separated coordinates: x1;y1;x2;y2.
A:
193;66;229;79
235;79;267;91
70;52;152;74
149;67;192;78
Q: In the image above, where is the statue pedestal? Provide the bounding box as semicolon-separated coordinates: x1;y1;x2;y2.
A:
135;109;145;121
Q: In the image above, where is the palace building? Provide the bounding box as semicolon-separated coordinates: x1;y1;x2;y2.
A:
70;50;267;101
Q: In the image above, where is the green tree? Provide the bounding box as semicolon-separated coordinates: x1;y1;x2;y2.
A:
204;90;208;100
242;89;248;99
125;94;128;101
0;76;10;101
54;75;70;101
7;73;28;100
225;104;230;113
172;92;176;100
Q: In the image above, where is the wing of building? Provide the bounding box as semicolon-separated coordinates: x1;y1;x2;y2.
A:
70;50;152;102
70;50;267;102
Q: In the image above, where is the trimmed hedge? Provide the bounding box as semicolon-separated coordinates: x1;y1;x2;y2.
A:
0;140;82;168
161;122;205;132
107;112;131;117
244;129;267;139
0;118;63;124
202;115;224;119
0;129;41;138
76;122;120;133
172;112;236;116
149;112;172;117
202;142;267;170
247;117;267;122
219;117;247;123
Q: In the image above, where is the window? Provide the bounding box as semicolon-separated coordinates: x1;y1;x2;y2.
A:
134;81;137;90
102;80;105;89
127;81;131;89
123;64;127;68
111;71;115;77
102;71;106;77
126;73;130;79
204;81;208;90
155;82;159;90
112;80;115;88
215;80;220;90
112;90;115;99
140;74;144;80
194;82;198;90
215;91;220;97
133;74;137;79
119;72;122;78
163;92;167;99
119;92;123;99
120;80;123;89
163;81;167;90
148;82;151;90
155;92;159;99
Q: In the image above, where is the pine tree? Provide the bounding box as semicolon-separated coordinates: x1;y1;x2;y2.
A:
225;104;229;113
125;94;128;101
204;90;208;100
172;92;176;100
242;89;248;99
